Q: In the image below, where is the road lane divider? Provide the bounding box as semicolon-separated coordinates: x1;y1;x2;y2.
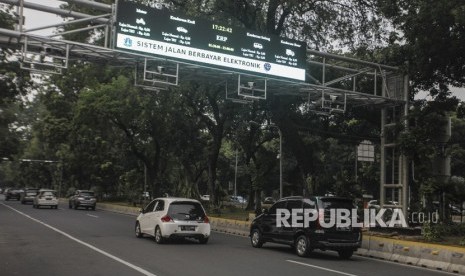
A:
86;214;99;218
286;260;359;276
1;203;158;276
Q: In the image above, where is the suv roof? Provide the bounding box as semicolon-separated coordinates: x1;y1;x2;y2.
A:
276;195;354;202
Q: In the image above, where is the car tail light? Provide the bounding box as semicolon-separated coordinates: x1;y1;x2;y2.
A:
316;214;321;229
161;215;173;222
203;216;209;223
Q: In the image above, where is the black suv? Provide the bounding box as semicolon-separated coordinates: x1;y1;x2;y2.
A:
5;188;22;201
250;196;362;259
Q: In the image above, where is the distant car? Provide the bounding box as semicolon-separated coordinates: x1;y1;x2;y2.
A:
69;190;97;210
262;197;275;209
135;197;210;244
20;188;40;204
230;195;247;204
5;188;22;201
33;189;58;209
250;196;361;259
450;205;462;215
200;195;210;201
263;197;275;204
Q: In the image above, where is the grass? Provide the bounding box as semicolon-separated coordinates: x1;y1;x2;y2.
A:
207;207;253;221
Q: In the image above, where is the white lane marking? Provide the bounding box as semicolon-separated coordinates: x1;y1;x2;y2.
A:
86;214;99;218
2;203;157;276
287;260;359;276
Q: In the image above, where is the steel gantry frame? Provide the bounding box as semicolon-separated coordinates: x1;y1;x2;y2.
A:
0;0;410;219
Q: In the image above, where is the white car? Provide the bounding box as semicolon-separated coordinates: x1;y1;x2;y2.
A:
135;197;210;244
230;195;247;204
33;189;58;209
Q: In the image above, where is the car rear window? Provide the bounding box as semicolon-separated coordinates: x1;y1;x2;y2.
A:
168;201;205;221
320;198;354;210
42;191;56;197
80;192;95;197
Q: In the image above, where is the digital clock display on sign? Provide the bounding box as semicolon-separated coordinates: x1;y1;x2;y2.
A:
115;0;306;81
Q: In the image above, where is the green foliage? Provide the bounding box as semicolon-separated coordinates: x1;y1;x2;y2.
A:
422;222;443;242
380;0;465;89
167;0;388;51
423;223;465;242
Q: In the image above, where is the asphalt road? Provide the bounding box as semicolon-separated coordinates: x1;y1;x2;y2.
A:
0;195;458;276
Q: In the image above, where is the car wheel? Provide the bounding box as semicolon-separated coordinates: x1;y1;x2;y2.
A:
154;226;165;244
295;235;311;257
198;237;209;244
74;203;78;210
5;197;9;201
91;206;96;211
68;203;72;209
135;222;143;238
250;228;264;248
338;249;354;259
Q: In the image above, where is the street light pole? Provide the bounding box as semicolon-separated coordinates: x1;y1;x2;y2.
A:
269;125;283;199
249;121;283;199
234;148;238;198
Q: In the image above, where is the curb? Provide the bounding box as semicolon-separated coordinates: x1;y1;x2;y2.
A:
359;235;465;274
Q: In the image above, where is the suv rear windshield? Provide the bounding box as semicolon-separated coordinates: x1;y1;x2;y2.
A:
320;198;354;210
168;201;205;221
79;192;95;197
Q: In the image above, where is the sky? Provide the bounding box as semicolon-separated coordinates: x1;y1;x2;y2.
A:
22;0;64;36
20;0;465;102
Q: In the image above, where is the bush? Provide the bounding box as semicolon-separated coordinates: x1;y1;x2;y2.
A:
422;222;465;242
422;222;444;242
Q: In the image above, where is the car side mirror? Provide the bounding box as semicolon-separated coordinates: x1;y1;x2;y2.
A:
139;208;144;214
262;208;268;214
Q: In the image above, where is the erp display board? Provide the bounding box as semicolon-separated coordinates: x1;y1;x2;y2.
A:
115;0;306;81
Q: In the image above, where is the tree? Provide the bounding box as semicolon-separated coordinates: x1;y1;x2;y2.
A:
379;0;465;90
0;7;32;160
169;0;388;51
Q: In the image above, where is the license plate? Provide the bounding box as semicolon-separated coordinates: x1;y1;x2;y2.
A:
337;226;351;231
180;226;196;231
